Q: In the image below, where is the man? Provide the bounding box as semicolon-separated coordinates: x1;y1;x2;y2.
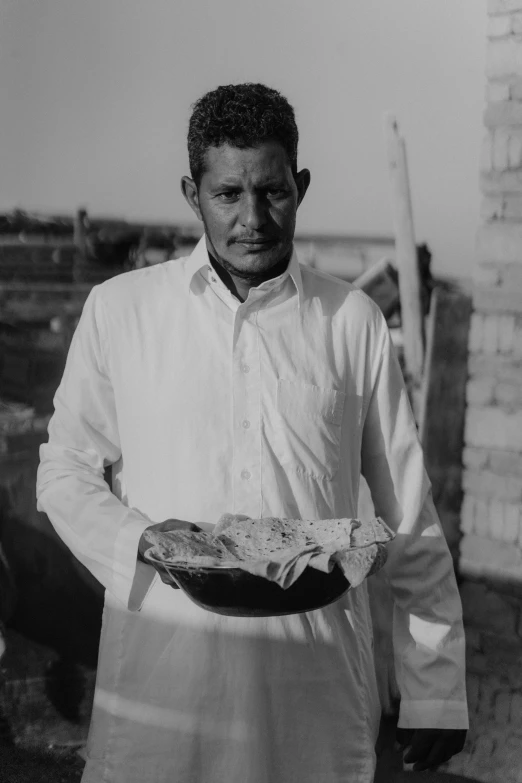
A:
36;83;468;783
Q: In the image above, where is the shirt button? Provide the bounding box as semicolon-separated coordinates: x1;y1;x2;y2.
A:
241;363;250;373
242;419;250;429
241;469;251;480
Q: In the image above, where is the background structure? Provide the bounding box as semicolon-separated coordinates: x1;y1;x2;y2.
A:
0;0;485;279
451;2;522;781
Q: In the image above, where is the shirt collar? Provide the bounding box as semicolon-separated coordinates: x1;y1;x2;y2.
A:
184;235;303;309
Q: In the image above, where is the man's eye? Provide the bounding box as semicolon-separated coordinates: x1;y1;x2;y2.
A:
267;190;287;199
218;192;239;201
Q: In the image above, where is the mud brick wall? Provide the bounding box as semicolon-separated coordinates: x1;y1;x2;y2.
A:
446;4;522;781
462;0;522;582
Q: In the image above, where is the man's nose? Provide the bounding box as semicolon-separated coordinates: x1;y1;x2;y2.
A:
240;196;267;230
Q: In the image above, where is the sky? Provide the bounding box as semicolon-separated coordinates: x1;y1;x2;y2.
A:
0;0;487;277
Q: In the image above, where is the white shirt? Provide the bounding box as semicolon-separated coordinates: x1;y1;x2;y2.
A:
36;236;468;783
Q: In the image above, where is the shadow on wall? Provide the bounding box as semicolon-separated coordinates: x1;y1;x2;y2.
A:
0;473;103;667
0;463;104;725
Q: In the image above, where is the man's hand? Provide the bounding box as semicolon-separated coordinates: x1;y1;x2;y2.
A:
396;728;467;771
138;518;202;566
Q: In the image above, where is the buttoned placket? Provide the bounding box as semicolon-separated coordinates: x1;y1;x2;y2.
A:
231;298;262;518
203;265;294;519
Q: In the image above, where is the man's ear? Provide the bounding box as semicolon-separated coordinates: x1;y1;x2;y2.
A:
294;168;311;208
181;176;203;221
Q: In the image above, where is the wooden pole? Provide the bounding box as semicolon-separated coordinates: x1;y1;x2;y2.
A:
73;208;89;284
384;114;425;414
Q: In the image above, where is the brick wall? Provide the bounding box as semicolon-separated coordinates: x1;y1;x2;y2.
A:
461;0;522;583
447;4;522;780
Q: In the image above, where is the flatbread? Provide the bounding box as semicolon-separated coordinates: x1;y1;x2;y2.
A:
213;514;393;587
214;516;319;559
143;529;239;568
334;543;388;587
144;515;394;590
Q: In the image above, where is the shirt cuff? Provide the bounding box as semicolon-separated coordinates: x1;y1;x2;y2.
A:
112;509;158;611
398;699;469;730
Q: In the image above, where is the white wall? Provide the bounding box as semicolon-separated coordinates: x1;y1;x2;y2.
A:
0;0;486;277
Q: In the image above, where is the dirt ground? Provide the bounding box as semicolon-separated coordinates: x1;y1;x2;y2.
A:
0;726;478;783
0;742;84;783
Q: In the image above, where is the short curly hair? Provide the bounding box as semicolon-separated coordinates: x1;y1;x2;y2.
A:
187;83;299;185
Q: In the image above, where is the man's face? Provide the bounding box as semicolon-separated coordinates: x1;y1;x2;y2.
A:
182;141;310;281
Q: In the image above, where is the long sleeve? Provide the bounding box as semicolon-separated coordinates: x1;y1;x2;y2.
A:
36;286;156;610
361;319;468;730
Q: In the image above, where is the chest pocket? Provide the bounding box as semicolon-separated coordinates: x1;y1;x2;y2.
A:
272;379;346;480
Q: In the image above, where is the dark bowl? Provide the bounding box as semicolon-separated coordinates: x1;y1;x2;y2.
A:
145;554;350;617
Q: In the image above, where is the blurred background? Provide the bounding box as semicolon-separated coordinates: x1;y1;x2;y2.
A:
2;2;522;782
1;0;485;278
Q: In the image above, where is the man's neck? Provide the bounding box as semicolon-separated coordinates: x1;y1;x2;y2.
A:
208;252;291;303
